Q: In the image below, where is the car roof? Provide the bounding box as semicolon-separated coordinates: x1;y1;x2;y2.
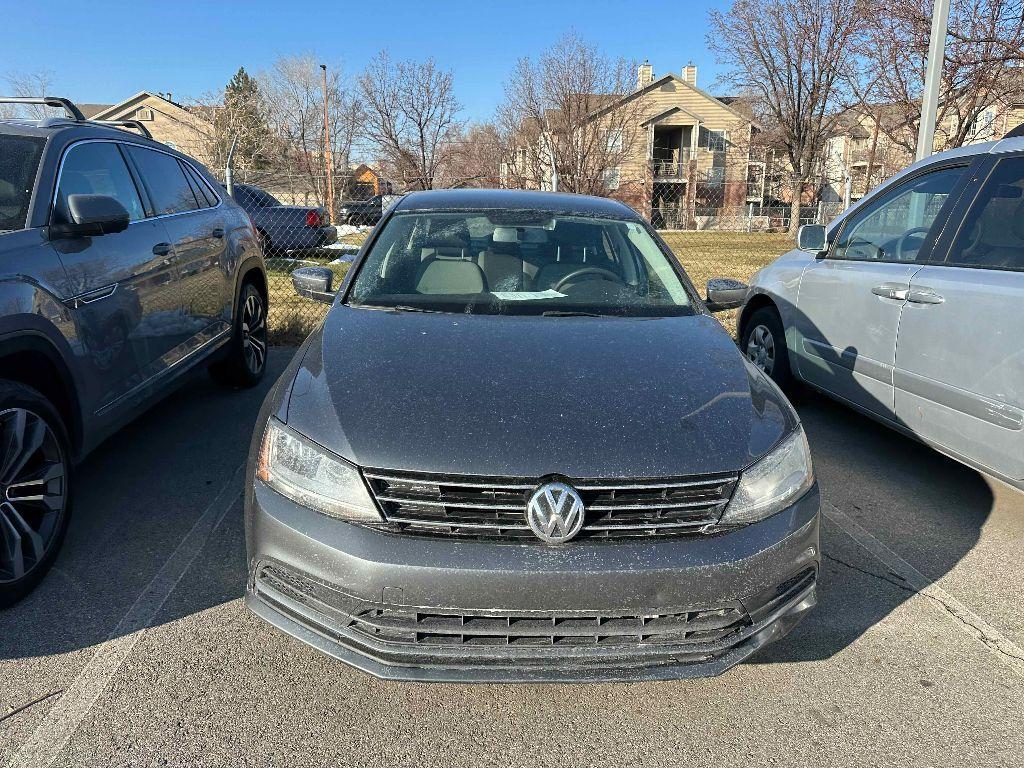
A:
0;117;175;149
393;189;639;218
0;119;58;138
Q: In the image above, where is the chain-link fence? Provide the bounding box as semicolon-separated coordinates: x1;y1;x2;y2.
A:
223;167;847;343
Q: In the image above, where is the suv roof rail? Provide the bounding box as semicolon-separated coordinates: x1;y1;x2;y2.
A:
1;96;158;142
90;119;153;139
0;95;86;120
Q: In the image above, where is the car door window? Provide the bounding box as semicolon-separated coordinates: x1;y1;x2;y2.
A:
124;145;199;216
182;162;219;208
0;135;45;231
945;156;1024;272
56;142;145;222
832;165;967;263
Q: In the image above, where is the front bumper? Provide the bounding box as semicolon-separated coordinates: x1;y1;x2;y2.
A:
245;481;820;682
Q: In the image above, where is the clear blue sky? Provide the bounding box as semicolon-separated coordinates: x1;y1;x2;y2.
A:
6;0;733;121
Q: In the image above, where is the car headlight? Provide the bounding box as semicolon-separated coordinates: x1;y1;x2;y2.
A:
720;426;814;526
256;418;381;522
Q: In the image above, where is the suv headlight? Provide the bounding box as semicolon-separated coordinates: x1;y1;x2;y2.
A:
720;427;814;526
256;418;381;522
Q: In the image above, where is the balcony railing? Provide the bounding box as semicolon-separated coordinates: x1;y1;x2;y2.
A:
651;149;692;181
651;161;687;180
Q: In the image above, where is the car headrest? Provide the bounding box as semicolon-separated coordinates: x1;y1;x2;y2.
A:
415;259;486;294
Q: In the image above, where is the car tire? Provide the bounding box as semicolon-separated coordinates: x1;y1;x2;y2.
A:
0;381;74;609
209;282;268;388
740;307;794;390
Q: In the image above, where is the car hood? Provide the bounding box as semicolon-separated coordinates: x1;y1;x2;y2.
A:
284;306;796;478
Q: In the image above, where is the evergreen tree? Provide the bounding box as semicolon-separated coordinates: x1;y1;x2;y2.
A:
216;67;274;170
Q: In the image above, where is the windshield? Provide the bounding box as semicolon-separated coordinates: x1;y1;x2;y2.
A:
0;135;45;232
346;210;695;316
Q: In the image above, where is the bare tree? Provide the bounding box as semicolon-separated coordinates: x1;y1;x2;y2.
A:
260;53;364;204
496;33;646;196
443;123;505;188
1;71;55;119
709;0;862;234
856;0;1024;153
358;52;462;190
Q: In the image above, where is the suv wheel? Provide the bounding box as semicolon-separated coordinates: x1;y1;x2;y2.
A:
740;307;793;389
210;282;268;388
0;382;73;608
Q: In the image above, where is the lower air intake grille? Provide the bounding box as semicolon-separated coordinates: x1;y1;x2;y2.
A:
348;604;751;647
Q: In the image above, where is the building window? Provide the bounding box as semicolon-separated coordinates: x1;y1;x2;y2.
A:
702;129;727;153
604;166;621;190
606;128;624;153
705;167;725;185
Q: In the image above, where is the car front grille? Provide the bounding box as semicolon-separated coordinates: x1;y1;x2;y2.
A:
362;469;737;541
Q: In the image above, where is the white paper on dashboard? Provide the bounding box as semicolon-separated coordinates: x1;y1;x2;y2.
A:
490;290;567;301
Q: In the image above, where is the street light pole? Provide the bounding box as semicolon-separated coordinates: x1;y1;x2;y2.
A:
916;0;951;162
320;63;336;224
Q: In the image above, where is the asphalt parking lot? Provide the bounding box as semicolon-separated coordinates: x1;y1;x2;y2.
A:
2;347;1023;768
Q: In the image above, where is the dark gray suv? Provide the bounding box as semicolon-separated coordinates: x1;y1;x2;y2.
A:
0;98;269;606
245;189;820;682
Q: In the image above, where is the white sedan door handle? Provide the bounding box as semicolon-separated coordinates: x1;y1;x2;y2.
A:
871;283;909;300
906;288;945;305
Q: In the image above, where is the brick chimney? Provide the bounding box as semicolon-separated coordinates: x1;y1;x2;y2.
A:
682;63;697;87
637;60;654;90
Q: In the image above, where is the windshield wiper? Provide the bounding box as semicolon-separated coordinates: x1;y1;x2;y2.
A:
541;310;608;318
385;305;447;314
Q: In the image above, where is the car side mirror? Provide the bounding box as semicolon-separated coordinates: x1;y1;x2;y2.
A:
52;194;130;238
797;224;827;255
705;278;748;313
292;266;336;304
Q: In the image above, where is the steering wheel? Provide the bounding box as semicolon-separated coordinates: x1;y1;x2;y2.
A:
552;267;622;292
895;227;931;261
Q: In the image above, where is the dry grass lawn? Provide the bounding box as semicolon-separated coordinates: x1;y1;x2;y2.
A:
659;231;794;334
264;231;793;343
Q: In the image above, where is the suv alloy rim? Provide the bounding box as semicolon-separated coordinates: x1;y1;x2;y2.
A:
0;408;67;584
241;292;267;374
746;324;776;375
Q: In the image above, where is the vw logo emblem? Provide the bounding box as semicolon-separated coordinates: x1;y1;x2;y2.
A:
526;482;585;543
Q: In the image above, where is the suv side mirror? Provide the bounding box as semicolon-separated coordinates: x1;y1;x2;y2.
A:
797;224;827;255
52;194;130;238
705;278;748;313
292;266;336;304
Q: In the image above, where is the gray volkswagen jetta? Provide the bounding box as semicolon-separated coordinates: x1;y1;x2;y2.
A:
244;189;820;682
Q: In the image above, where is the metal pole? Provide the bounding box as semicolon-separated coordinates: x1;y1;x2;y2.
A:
320;64;336;224
843;171;852;209
224;134;239;197
916;0;951;162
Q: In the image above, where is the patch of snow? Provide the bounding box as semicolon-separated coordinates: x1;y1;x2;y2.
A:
334;224;370;237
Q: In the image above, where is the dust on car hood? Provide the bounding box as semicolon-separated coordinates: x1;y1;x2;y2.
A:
285;306;796;478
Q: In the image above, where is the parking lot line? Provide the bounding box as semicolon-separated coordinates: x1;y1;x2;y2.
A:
823;502;1024;679
4;464;246;768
